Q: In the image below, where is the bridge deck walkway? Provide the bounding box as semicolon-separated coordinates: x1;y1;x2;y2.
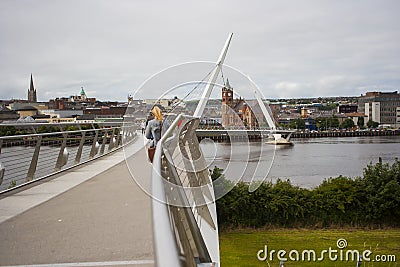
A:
0;133;154;267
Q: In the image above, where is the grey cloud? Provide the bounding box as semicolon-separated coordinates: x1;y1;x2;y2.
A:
0;0;399;101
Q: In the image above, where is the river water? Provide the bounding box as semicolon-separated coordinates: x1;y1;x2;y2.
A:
2;135;399;191
200;136;400;188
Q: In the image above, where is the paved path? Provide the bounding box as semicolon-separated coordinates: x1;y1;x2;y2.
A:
0;134;154;267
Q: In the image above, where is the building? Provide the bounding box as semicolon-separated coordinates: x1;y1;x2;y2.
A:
15;106;38;118
71;87;91;102
0;106;19;122
221;79;235;127
221;79;264;129
40;109;83;119
344;112;367;127
301;107;308;118
27;74;37;102
397;107;400;127
48;87;96;110
337;104;358;114
83;106;127;117
358;91;400;127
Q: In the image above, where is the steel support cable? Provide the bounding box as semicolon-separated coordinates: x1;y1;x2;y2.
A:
4;162;32;170
3;149;34;156
1;157;33;164
171;65;217;109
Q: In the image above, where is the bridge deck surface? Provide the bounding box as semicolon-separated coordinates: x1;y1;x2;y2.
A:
0;134;154;267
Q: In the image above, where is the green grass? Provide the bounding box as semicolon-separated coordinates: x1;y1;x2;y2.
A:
220;228;400;267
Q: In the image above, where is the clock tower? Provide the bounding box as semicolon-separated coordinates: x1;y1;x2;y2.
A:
222;78;233;107
222;78;234;127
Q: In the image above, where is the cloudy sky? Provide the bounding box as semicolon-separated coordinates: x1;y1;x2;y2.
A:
0;0;399;101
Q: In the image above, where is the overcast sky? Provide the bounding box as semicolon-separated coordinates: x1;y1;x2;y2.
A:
0;0;399;102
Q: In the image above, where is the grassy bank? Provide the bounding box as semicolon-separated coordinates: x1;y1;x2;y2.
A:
220;228;400;267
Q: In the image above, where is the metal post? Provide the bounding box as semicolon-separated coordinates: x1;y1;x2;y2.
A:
99;130;107;155
0;139;4;185
55;133;69;171
74;131;86;164
0;161;4;186
90;130;99;158
108;128;116;152
115;129;122;147
26;136;42;182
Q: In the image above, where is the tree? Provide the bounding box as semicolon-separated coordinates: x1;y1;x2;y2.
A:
357;159;400;225
367;119;379;128
316;117;339;130
340;118;355;129
329;117;340;128
0;126;16;136
289;118;306;129
357;116;364;128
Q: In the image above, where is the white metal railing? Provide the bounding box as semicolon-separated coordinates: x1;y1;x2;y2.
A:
152;114;219;267
0;122;137;193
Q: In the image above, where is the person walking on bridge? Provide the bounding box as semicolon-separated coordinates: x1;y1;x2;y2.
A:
145;106;164;163
145;106;163;148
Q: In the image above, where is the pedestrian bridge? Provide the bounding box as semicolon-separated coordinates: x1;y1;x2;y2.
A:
0;117;219;267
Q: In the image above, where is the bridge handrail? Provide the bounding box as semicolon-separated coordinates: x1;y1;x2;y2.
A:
0;126;124;140
0;123;137;193
151;114;219;267
0;121;124;127
151;114;183;267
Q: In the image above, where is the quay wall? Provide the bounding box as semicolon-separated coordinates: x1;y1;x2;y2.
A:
196;129;400;141
291;130;400;138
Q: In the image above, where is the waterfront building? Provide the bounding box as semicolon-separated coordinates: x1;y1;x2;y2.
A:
397;107;400;127
27;74;37;102
358;91;400;128
268;102;284;122
344;112;367;127
221;79;264;129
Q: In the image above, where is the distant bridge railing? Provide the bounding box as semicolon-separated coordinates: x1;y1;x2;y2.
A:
0;122;137;193
151;114;219;267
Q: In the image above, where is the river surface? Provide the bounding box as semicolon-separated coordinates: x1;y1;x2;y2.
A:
2;135;399;191
199;136;400;188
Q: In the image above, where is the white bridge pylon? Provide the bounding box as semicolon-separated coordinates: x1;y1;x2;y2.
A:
193;33;293;143
193;33;233;118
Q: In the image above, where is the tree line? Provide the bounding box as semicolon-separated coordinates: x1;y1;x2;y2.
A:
212;159;400;229
282;116;379;130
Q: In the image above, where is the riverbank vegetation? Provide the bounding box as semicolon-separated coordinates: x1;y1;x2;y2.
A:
213;159;400;229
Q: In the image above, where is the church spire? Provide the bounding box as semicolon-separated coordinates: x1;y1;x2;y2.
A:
30;73;34;91
28;73;37;102
226;78;232;89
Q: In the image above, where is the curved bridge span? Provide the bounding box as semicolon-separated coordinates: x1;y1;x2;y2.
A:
0;128;157;267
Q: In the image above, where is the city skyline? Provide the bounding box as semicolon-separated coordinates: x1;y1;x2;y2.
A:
0;0;399;101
